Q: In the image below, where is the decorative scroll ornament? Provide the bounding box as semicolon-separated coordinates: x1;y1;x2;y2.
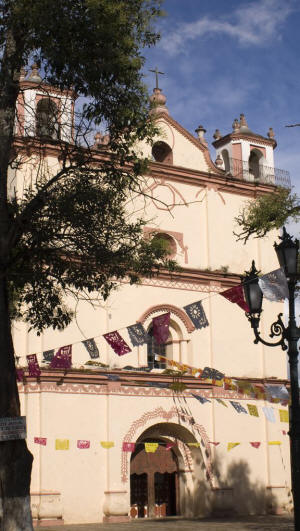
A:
50;345;72;369
127;323;149;347
26;354;41;377
152;312;170;344
183;300;209;329
103;331;131;356
82;338;100;359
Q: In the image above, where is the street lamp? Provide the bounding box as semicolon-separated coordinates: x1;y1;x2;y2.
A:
242;227;300;530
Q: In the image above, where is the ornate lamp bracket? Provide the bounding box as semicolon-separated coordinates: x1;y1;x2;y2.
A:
247;312;288;351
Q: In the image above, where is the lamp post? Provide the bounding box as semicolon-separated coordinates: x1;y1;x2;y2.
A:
243;227;300;530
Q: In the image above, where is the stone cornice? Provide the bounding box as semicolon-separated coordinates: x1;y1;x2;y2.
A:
19;80;76;99
149;160;277;197
150;266;241;288
212;132;277;149
18;368;289;390
13;137;277;199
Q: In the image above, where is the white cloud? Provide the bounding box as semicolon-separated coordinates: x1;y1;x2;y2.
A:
160;0;296;56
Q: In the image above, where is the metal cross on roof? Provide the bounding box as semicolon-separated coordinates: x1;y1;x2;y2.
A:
149;66;165;89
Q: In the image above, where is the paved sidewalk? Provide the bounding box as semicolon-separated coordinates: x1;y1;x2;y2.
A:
37;515;294;531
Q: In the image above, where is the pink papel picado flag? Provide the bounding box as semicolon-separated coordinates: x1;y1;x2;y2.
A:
152;312;170;344
103;331;131;356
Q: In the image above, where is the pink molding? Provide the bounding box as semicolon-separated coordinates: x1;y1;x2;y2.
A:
143;227;188;263
138;303;195;333
120;406;213;484
250;144;266;158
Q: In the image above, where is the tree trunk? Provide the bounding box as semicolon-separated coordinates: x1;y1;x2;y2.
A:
0;25;34;529
0;276;33;530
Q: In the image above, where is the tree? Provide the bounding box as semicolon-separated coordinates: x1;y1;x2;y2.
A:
0;1;172;528
234;187;300;243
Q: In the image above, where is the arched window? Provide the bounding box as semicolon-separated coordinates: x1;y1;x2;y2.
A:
152;141;173;164
248;150;262;180
147;325;172;370
221;149;230;173
151;233;177;259
36;98;60;139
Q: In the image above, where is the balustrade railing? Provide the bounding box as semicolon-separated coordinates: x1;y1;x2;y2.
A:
227;158;291;188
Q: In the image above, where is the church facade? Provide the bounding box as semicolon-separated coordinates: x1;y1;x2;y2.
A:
13;65;292;525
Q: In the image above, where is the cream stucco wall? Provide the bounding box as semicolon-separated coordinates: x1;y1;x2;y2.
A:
13;107;292;524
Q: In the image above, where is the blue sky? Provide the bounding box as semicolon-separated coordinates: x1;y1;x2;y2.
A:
142;0;300;235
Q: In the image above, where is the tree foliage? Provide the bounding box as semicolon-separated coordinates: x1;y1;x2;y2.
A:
0;3;171;525
0;0;173;334
234;187;300;243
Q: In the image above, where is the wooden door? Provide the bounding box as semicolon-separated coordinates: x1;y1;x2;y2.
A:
130;443;178;518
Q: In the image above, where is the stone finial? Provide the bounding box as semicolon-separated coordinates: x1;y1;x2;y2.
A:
149;87;169;116
267;127;275;139
232;118;240;132
215;154;223;167
195;125;208;147
239;113;248;127
102;134;110;145
28;62;42;83
93;132;110;148
19;67;27;82
213;129;222;140
94;132;102;148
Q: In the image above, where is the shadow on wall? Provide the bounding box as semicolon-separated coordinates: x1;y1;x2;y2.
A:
206;457;291;516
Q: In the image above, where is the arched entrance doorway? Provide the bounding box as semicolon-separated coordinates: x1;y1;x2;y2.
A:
130;440;178;518
129;421;207;519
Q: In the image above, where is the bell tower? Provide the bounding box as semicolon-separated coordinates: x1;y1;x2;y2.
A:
212;114;277;184
16;63;76;143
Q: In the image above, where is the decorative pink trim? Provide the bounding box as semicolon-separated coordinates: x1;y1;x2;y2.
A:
103;516;130;523
155;113;222;174
232;143;242;160
155;119;175;150
120;406;213;484
138;304;195;333
144;227;188;263
250;144;266;158
147;179;188;213
213;132;276;150
13;136;277;199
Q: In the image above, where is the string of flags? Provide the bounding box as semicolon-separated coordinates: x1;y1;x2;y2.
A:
154;354;290;405
16;267;291;392
32;437;287;451
189;392;289;423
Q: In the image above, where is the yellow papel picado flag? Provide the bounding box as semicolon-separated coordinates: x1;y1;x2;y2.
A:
55;439;69;450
